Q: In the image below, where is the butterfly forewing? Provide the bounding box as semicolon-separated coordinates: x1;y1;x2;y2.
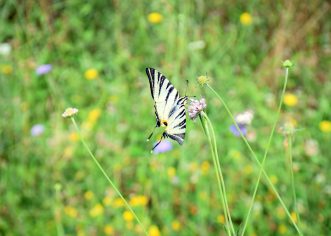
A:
146;67;186;145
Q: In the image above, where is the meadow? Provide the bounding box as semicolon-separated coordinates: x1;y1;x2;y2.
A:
1;0;331;235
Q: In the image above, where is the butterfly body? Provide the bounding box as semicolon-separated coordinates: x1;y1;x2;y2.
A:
146;68;187;147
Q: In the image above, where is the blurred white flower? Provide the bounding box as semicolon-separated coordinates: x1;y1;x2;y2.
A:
0;43;11;56
304;139;319;157
62;107;79;118
188;40;206;50
235;109;254;125
31;124;45;136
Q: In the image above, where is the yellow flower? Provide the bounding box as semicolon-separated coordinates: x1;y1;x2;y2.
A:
130;195;148;207
88;108;102;123
0;64;13;75
200;161;210;174
64;206;78;218
217;214;225;224
84;68;99;80
278;224;288;234
319;120;331;133
240;12;253;25
123;210;134;222
148;12;163;24
69;132;79;142
104;225;114;235
103;196;112;206
291;212;298;223
148;225;161;236
84;191;94;201
89;203;104;217
112;197;125;208
171;220;181;231
197;75;210;86
283;93;298;107
270;175;278;185
243;164;254;175
167;167;176;178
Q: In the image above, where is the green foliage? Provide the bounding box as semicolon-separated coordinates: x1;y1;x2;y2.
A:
0;0;330;235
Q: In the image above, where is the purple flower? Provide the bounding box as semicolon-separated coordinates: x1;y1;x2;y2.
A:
153;140;173;154
188;98;207;120
31;124;45;136
229;124;247;137
36;64;52;75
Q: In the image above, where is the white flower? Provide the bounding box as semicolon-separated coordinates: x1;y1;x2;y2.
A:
0;43;11;56
188;40;206;50
30;124;45;136
235;109;254;125
62;107;79;118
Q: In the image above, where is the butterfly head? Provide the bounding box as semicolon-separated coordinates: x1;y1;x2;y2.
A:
160;119;168;127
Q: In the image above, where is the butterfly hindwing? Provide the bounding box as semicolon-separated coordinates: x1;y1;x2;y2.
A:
146;67;186;145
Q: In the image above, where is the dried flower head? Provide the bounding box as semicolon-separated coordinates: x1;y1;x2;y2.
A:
62;107;79;118
197;75;210;86
188;98;207;120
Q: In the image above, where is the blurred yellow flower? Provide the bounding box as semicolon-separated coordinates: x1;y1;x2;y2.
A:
104;225;114;235
240;12;253;25
112;197;125;208
283;93;298;107
148;225;161;236
89;203;104;217
84;191;94;200
148;12;163;24
243;164;254;175
84;68;99;80
130;195;148;207
103;196;112;206
69;132;79;142
217;214;225;224
270;175;278;184
197;75;210;86
291;212;298;223
319;120;331;133
123;210;134;222
0;64;13;75
278;224;288;234
64;206;78;218
200;161;210;174
167;167;176;178
171;220;181;231
88;108;102;123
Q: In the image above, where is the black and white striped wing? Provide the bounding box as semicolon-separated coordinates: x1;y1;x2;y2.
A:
146;67;179;122
165;97;187;145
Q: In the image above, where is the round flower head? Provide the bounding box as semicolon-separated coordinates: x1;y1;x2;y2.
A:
197;75;210;86
62;107;79;118
188;98;207;120
30;124;45;136
36;64;52;75
153;140;173;154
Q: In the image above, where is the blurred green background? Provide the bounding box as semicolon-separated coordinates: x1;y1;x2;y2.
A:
1;0;330;235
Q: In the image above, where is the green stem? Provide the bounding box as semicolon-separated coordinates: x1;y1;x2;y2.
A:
70;117;148;236
206;77;302;235
200;113;235;236
288;134;300;226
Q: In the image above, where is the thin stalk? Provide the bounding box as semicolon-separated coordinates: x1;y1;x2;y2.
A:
288;134;300;226
200;111;235;235
70;117;148;236
200;114;234;236
206;77;302;235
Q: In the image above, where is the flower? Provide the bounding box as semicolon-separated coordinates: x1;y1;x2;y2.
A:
30;124;45;136
283;93;298;107
188;98;207;120
188;40;206;51
84;68;99;80
84;191;94;200
64;206;78;218
197;76;210;86
319;120;331;133
104;225;114;235
200;161;210;174
0;64;13;75
148;225;161;236
88;108;102;123
229;124;247;137
89;203;104;217
112;198;125;208
103;196;112;206
167;167;176;178
0;43;11;56
240;12;253;25
304;139;319;156
147;12;163;24
217;214;225;224
153;140;173;154
123;210;134;222
129;195;148;207
69;132;79;142
171;220;181;231
278;224;288;234
36;64;52;75
291;212;298;223
62;107;79;118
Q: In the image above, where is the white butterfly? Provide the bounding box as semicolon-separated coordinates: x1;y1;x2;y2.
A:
146;68;187;150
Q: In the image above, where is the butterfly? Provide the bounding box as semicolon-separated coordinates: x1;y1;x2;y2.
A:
145;67;187;151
